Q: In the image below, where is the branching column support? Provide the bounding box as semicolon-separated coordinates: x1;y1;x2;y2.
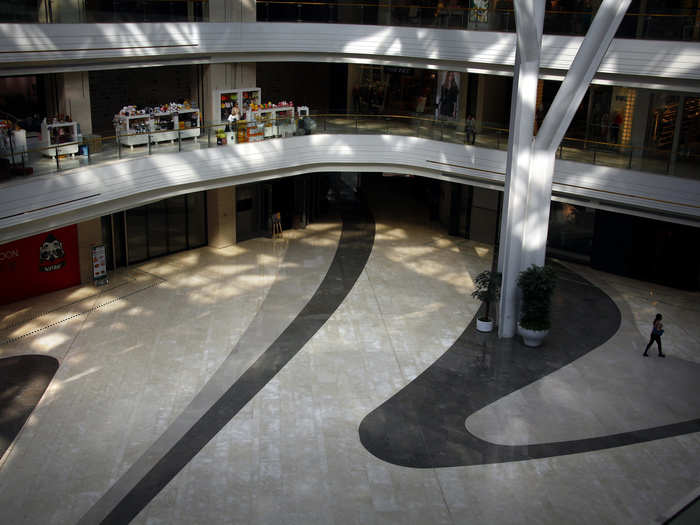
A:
497;0;632;338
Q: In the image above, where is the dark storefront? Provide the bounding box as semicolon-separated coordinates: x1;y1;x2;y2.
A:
101;191;207;269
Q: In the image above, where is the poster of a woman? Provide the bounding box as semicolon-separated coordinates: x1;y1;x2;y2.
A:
436;71;460;120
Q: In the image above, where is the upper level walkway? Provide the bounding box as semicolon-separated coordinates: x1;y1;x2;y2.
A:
3;0;700;43
2;22;699;93
1;115;699;245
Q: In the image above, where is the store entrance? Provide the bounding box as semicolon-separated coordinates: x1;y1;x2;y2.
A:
237;175;320;241
236;183;268;242
358;173;443;227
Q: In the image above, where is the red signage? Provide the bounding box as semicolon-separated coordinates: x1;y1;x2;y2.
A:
0;225;81;305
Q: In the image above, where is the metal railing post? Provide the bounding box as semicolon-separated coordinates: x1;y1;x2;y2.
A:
86;140;91;162
148;133;152;155
628;148;633;169
593;148;597;164
208;125;211;147
55;145;60;171
117;130;122;159
178;129;182;152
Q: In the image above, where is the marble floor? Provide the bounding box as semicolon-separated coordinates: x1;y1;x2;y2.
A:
0;188;699;524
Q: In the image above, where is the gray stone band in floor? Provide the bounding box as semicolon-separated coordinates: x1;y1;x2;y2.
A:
0;355;58;459
78;203;375;525
359;264;700;468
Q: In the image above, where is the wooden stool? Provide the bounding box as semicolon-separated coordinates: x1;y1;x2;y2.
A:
271;212;283;239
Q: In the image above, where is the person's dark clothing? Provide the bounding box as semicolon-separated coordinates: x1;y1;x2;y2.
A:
439;83;459;118
643;319;665;357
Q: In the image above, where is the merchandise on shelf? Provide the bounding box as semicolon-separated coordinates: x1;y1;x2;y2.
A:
216;87;261;124
213;87;311;146
114;101;200;149
40;117;79;158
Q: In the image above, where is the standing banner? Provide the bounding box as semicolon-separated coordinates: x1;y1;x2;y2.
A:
0;225;80;305
92;244;108;285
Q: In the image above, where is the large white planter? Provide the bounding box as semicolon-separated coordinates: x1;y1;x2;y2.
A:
476;318;494;333
518;323;549;347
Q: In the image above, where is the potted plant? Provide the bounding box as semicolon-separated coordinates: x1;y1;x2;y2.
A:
471;270;502;333
517;264;557;347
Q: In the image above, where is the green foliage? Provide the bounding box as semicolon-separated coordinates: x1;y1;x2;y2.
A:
517;264;557;331
471;270;502;322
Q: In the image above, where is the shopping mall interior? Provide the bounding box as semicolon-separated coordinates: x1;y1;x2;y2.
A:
1;1;699;523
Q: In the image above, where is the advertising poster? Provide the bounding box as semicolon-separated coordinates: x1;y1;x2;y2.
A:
436;71;461;120
0;225;81;305
469;0;489;24
92;244;108;283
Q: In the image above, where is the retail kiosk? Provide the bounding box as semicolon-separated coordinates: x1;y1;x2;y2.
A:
117;113;151;148
177;109;200;141
40;118;79;157
115;104;200;149
215;87;261;126
212;87;309;144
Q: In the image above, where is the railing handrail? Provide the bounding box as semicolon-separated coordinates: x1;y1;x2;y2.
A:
255;0;700;19
2;114;697;179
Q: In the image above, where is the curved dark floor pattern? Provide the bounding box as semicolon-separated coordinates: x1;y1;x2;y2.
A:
0;355;59;458
359;265;700;468
91;202;375;525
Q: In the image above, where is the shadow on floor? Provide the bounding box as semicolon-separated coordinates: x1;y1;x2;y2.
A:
0;354;58;458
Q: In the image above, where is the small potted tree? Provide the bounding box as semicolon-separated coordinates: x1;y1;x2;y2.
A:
517;264;557;347
471;270;502;333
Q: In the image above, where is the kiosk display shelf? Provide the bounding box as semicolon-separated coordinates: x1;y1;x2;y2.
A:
151;112;177;143
275;108;296;137
0;125;27;163
256;108;277;138
115;105;200;148
246;120;265;142
117;114;151;148
215;87;261;124
251;107;297;138
40;119;79;158
177;109;200;141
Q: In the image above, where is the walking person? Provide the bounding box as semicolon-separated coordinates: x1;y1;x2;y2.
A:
643;313;666;357
465;114;476;145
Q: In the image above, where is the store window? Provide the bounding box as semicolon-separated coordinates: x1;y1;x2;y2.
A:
546;202;595;263
187;192;207;248
102;191;207;268
168;196;188;253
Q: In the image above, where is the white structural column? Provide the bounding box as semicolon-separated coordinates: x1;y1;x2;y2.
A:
59;72;92;136
203;0;256;125
498;0;632;338
497;0;545;338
